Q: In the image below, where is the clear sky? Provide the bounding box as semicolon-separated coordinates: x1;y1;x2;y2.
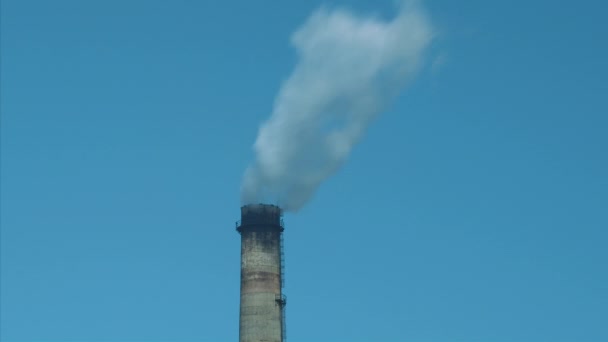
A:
1;1;607;342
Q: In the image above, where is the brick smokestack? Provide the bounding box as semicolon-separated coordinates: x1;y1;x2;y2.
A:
237;204;286;342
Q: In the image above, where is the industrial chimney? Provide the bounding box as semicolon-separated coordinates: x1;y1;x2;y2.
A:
237;204;286;342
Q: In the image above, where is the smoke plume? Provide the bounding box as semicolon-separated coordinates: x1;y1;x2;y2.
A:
241;1;434;211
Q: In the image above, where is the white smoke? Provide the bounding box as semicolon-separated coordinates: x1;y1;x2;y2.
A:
241;1;434;211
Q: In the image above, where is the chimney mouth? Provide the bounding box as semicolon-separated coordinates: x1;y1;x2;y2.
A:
236;203;284;233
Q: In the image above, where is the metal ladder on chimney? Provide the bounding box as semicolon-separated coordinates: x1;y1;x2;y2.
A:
279;232;286;341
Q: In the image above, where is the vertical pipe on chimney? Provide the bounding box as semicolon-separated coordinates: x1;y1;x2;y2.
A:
237;204;285;342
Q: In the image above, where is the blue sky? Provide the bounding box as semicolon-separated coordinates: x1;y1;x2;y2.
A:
1;1;607;342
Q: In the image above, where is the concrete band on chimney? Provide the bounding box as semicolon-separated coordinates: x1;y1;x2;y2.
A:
237;204;285;342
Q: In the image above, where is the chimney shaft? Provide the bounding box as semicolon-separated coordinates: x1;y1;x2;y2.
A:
237;204;285;342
